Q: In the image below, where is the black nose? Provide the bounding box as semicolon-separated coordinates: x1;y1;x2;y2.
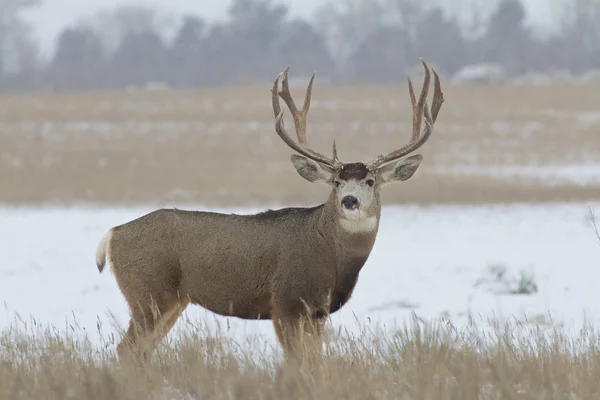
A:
342;195;360;210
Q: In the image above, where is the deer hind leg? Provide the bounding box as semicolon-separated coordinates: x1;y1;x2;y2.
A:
117;307;155;364
117;298;187;364
142;300;189;357
159;301;188;339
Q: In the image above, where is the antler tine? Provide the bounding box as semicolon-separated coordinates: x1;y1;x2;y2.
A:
271;67;341;168
430;68;444;124
332;139;340;164
367;58;444;169
277;65;317;147
280;66;298;114
407;77;416;108
272;71;284;119
410;59;431;142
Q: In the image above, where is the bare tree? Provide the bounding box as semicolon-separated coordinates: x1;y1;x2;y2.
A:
313;0;387;65
482;0;532;75
110;29;167;87
274;18;335;79
76;4;176;54
225;0;290;82
48;26;106;90
10;0;600;91
556;0;600;73
0;0;41;75
168;15;207;87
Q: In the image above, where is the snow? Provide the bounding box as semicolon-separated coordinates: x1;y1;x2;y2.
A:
1;202;599;358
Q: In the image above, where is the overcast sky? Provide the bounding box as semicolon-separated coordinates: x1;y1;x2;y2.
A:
23;0;565;57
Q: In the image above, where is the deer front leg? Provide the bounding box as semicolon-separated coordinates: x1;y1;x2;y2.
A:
272;312;327;367
302;316;326;362
272;313;304;363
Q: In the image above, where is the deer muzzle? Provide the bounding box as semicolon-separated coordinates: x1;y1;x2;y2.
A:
341;195;360;210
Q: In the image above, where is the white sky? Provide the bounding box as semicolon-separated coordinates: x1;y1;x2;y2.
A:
22;0;565;57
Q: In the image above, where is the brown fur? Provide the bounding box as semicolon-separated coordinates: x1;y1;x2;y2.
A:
98;190;379;364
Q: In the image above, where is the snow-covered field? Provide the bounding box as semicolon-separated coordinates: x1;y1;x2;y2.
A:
1;202;599;357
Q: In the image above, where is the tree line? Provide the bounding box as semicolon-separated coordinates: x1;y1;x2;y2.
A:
2;0;600;92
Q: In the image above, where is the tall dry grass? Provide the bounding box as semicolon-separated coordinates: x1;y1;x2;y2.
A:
1;83;600;206
1;312;600;399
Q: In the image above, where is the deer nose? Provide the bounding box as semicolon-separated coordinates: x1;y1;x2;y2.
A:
341;195;360;210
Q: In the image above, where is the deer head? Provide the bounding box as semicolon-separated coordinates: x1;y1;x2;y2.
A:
271;59;444;228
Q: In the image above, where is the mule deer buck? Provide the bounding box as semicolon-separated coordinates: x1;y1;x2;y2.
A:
95;59;444;364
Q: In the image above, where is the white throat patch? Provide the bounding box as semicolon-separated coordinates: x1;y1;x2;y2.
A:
339;215;378;234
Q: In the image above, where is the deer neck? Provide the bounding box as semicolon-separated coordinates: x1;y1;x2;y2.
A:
313;193;380;296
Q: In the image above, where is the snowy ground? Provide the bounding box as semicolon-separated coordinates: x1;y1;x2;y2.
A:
1;202;599;358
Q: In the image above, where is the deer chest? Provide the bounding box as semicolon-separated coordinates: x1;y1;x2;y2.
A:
328;254;369;314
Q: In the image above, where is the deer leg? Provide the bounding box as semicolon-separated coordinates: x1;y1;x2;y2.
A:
272;313;304;363
141;300;188;357
302;316;327;362
117;318;142;362
160;301;188;337
117;298;185;364
273;313;327;365
117;310;155;364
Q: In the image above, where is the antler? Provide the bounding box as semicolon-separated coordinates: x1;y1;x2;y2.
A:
272;66;342;169
367;59;444;170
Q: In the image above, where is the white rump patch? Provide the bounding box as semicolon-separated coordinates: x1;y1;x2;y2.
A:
339;215;378;233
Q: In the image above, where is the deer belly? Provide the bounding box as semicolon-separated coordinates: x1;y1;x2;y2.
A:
181;257;274;319
187;290;272;320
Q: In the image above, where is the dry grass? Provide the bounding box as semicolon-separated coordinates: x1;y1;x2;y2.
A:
1;313;599;399
1;83;600;206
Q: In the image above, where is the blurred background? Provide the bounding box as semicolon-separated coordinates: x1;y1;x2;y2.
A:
4;0;600;89
0;0;598;207
1;0;600;344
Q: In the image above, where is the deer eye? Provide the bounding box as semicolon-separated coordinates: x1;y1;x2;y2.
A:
366;179;375;187
334;180;341;187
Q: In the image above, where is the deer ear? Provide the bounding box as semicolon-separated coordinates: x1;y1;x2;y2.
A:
378;154;423;185
291;155;334;184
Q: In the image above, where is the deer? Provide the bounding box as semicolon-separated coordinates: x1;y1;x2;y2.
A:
95;59;444;365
